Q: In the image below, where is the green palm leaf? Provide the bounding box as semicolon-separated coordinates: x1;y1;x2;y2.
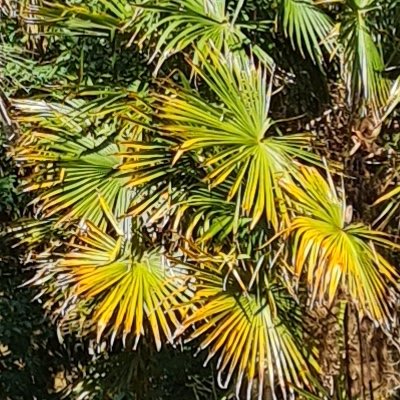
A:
130;0;274;73
15;135;129;228
23;0;127;37
156;49;320;229
280;0;334;65
173;185;250;244
27;0;274;72
282;167;399;324
340;0;390;113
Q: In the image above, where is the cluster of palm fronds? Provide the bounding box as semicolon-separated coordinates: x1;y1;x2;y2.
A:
2;0;400;399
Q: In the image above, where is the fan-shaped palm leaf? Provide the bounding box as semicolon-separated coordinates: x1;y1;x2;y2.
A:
280;0;334;65
12;91;150;227
53;203;187;349
12;100;131;227
130;0;274;73
27;0;274;73
15;131;130;228
282;167;399;324
156;49;320;229
175;253;318;399
339;0;390;113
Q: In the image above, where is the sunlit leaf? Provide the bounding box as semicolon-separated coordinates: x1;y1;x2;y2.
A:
55;219;187;349
11;91;151;228
156;49;320;229
176;253;318;399
339;0;390;113
283;167;399;324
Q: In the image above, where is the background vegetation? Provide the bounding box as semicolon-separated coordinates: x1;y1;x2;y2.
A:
1;0;400;399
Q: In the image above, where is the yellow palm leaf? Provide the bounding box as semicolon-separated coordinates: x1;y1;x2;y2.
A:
57;220;187;349
282;167;399;324
175;253;318;399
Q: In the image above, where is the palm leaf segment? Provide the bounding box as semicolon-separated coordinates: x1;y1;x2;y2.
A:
56;209;186;349
340;0;389;112
283;167;399;324
281;0;334;65
176;252;316;399
157;50;319;229
17;132;128;227
373;167;400;230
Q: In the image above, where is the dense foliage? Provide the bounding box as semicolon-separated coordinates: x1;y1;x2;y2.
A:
1;0;400;399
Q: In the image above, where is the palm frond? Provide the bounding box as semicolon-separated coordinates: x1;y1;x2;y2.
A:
25;0;275;73
156;49;320;229
282;167;399;324
60;228;184;348
14;136;129;228
11;92;152;227
176;252;318;399
339;0;390;113
44;205;188;349
280;0;334;65
130;0;275;73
